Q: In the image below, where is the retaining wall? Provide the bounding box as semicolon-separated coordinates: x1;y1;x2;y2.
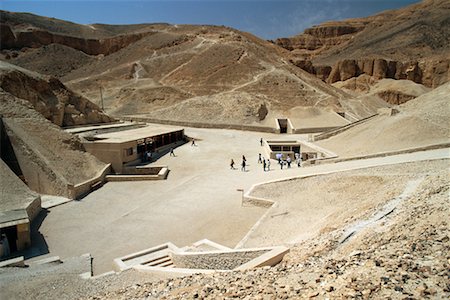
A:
313;114;378;141
67;164;111;199
120;116;277;133
171;249;269;270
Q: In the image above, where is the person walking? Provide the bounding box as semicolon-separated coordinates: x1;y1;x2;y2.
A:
147;151;152;162
191;139;196;146
287;155;291;168
258;153;262;164
169;147;175;156
263;158;266;171
241;159;246;172
230;159;235;169
260;138;263;146
266;159;271;171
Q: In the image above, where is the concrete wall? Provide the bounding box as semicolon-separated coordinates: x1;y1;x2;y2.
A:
122;166;163;175
16;222;30;251
25;196;41;222
313;114;378;141
171;250;269;270
120;116;278;133
68;164;111;199
83;143;125;173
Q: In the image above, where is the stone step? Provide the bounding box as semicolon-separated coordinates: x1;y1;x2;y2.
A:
157;260;174;268
144;255;172;267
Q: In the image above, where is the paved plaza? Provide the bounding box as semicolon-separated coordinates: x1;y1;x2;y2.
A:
28;125;450;274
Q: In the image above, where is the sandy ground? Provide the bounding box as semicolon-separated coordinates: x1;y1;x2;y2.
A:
243;159;449;248
317;83;450;157
25;124;450;275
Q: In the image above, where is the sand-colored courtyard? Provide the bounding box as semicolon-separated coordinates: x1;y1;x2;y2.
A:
28;125;450;274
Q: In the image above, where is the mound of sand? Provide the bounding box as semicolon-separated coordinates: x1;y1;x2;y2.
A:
317;83;450;157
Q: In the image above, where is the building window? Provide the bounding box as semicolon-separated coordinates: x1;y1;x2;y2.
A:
125;147;133;156
270;145;281;151
137;144;146;154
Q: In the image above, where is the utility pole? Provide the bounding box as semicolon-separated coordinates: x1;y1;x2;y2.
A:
99;85;104;111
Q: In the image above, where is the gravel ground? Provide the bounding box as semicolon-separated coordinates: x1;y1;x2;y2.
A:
83;159;449;299
4;159;445;299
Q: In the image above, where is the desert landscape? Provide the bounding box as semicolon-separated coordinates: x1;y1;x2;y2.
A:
0;0;449;299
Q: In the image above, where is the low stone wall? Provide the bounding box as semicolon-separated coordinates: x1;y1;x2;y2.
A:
313;143;450;165
313;114;378;141
293;126;341;134
123;166;163;175
171;249;269;270
106;167;168;181
120;116;277;133
68;164;111;199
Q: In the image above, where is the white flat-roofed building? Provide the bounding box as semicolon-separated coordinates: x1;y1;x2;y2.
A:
82;125;185;173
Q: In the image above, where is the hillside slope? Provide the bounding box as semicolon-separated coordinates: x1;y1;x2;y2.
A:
1;11;379;127
61;25;354;126
0;61;113;126
317;82;450;157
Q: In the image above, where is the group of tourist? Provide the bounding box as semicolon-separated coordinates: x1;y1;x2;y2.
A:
276;152;302;169
230;138;302;172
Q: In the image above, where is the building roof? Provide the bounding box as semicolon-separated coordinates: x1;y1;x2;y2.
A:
90;125;184;144
0;160;40;225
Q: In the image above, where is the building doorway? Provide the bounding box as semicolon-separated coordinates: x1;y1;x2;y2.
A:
0;226;18;253
277;119;288;133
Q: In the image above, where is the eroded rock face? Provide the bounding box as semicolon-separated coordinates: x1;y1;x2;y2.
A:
293;58;450;89
277;0;450;88
274;23;363;58
376;90;416;105
0;62;113;126
0;23;152;56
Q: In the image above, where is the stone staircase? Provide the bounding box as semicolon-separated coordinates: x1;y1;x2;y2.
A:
113;239;289;276
113;243;179;272
141;253;174;268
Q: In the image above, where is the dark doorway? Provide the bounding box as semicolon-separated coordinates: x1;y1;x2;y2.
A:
277;119;288;133
1;226;18;252
1;119;23;177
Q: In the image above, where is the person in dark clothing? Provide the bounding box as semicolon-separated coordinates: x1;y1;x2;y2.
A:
260;138;263;146
241;159;246;171
170;148;175;156
258;153;262;164
263;159;266;171
230;159;235;169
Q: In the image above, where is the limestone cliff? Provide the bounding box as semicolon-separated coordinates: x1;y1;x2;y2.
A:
0;61;113;126
275;0;450;89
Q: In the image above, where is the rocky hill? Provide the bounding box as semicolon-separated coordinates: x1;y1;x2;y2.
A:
0;61;112;126
275;0;450;88
1;11;377;127
0;90;109;197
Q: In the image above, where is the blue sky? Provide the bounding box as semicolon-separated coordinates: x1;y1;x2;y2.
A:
1;0;421;39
